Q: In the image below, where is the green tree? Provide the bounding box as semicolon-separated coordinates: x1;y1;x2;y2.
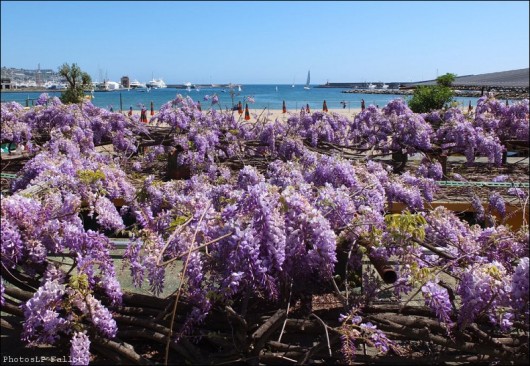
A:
436;73;456;87
58;63;92;104
408;73;456;113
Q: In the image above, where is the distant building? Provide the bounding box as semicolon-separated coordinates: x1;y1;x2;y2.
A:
121;76;130;88
1;78;12;90
1;66;61;86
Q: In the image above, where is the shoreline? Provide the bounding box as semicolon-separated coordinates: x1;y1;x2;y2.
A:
3;88;527;101
121;107;364;121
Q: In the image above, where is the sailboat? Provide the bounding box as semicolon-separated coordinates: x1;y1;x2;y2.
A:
304;70;310;90
291;77;295;88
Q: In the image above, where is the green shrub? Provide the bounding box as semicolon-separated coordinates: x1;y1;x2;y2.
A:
408;73;456;113
58;63;92;104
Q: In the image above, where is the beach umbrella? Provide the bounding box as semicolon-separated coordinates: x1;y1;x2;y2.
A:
361;99;365;111
140;107;147;123
128;106;133;117
282;100;286;113
306;104;310;113
197;101;202;111
150;101;154;116
323;100;328;112
238;101;243;115
244;104;250;121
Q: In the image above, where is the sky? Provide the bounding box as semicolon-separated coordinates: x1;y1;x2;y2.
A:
1;1;529;84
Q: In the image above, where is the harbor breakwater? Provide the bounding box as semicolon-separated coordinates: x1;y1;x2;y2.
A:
340;88;528;100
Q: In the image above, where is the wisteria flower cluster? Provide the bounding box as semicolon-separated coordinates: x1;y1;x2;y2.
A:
0;102;33;146
338;310;395;363
350;99;434;153
474;93;529;141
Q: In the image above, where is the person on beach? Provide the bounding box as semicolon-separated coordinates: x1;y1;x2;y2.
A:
140;106;148;123
468;101;473;114
361;99;365;111
128;106;133;117
109;106;114;112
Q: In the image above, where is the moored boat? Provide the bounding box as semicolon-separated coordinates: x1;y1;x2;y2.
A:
129;80;146;89
146;79;167;89
304;70;311;90
95;80;121;91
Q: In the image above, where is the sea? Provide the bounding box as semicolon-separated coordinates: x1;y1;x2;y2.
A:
1;85;483;112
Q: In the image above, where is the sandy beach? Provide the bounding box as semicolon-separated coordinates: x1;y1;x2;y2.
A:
125;107;364;122
244;107;363;121
123;104;477;123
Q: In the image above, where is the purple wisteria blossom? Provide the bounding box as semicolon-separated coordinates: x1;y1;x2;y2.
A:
0;278;5;306
489;192;506;218
511;257;529;314
422;281;454;326
35;93;50;106
70;331;91;365
211;94;219;105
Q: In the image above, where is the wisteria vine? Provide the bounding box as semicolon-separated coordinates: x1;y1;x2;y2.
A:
0;94;528;365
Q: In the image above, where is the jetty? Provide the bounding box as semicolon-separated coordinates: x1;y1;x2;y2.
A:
316;82;402;89
319;68;530;100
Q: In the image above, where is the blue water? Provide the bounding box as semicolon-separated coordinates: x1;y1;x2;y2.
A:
1;85;482;112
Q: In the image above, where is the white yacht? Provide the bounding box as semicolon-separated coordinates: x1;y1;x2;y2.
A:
381;83;389;90
146;78;167;89
368;83;376;90
129;80;146;89
96;80;121;91
45;81;67;90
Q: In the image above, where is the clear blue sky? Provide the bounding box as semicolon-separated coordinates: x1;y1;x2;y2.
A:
1;1;528;84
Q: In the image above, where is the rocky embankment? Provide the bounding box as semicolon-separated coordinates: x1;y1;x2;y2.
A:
341;89;413;95
341;88;529;100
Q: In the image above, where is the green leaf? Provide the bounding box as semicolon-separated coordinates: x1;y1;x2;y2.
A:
170;215;189;228
70;273;89;291
77;169;106;184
